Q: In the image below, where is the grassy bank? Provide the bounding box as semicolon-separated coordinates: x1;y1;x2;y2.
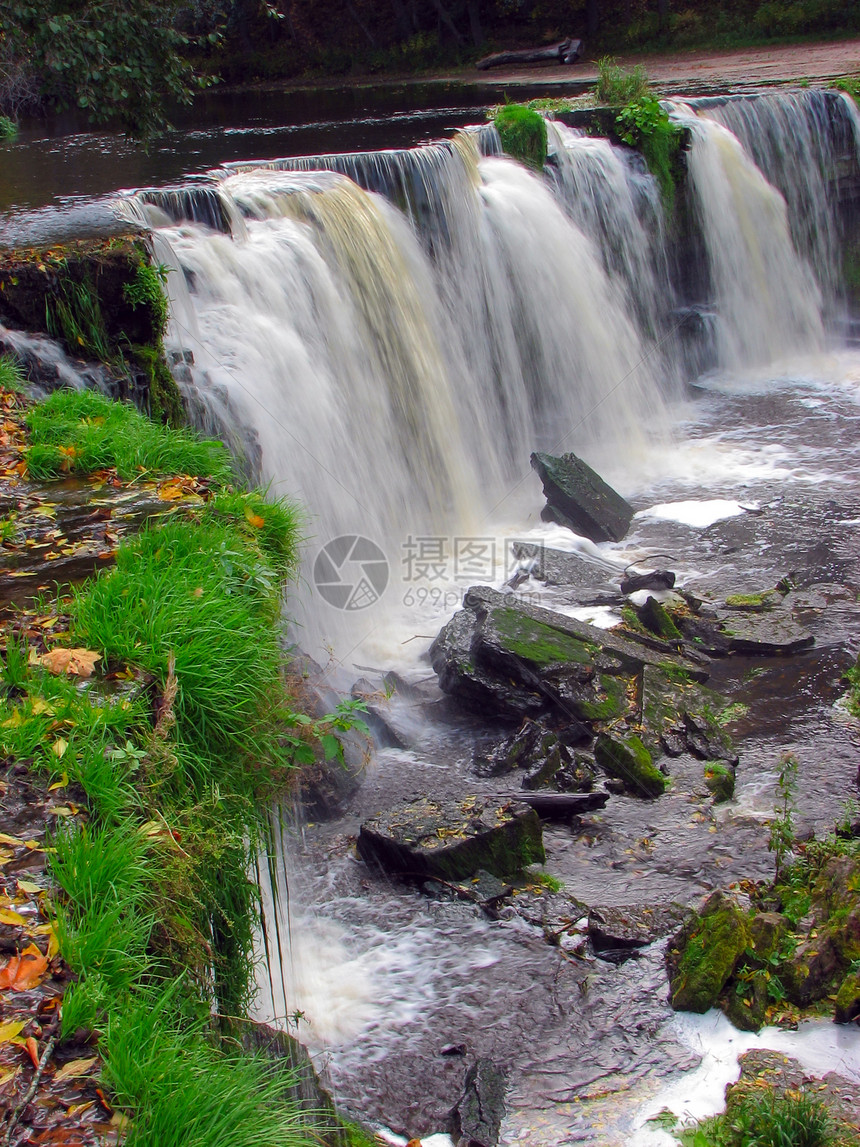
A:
0;374;366;1144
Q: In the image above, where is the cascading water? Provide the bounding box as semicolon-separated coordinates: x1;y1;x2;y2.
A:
143;133;665;657
668;100;826;373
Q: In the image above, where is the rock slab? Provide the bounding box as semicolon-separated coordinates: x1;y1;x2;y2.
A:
357;796;545;882
530;450;633;543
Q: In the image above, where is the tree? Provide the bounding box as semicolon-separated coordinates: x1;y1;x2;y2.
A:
0;0;212;141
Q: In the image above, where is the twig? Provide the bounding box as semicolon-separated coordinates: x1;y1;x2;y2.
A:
2;1014;60;1146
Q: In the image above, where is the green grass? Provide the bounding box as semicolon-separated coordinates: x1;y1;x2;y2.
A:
25;388;232;481
595;56;651;107
494;104;547;171
680;1088;836;1146
0;352;25;391
0;115;17;139
616;95;683;211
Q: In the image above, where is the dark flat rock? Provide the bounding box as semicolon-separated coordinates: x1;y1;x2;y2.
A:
357;796;545;882
715;608;814;654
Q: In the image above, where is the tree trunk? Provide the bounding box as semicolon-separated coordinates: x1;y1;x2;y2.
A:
429;0;464;42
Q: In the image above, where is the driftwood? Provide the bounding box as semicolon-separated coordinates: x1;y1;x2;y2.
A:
620;568;676;595
476;37;583;71
504;789;608;817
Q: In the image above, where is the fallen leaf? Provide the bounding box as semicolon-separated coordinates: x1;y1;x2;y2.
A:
0;945;49;990
33;648;101;678
244;504;265;529
30;698;55;715
0;1066;18;1088
0;832;22;847
67;1101;95;1116
0;1019;26;1043
51;739;68;759
47;771;69;792
49;805;76;817
109;1112;131;1131
52;1056;99;1083
16;879;42;895
25;1035;39;1067
0;907;27;926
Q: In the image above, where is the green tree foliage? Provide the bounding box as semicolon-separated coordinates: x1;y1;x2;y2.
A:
0;0;212;139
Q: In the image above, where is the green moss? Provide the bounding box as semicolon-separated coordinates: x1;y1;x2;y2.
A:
725;589;778;609
490;607;595;668
657;662;692;685
705;761;735;803
494;104;548;171
615;96;683;211
638;595;683;639
575;673;630;722
670;894;751;1012
594;731;667;798
130;343;185;427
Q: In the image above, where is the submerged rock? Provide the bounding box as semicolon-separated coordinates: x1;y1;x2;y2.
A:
530;450;633;542
357;796;545;882
450;1058;507;1147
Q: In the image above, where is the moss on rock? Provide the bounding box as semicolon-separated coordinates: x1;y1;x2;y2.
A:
494;104;548;170
594;730;667;798
668;891;751;1013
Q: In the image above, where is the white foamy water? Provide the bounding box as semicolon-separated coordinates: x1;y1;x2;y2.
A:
635;499;752;528
633;1011;860;1145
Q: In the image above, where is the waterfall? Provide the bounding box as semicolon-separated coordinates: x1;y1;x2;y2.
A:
145;136;664;657
668;100;826;372
689;89;860;304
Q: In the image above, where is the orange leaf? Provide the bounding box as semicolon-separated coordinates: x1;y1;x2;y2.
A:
35;647;101;678
0;946;48;991
243;504;265;529
25;1035;39;1068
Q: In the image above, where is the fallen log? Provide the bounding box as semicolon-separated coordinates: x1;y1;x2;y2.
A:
501;789;609;817
476;38;583;71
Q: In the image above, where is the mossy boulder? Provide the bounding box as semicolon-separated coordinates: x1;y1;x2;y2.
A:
357;796;545;883
494;104;548;170
834;968;860;1024
636;595;683;640
704;760;736;802
594;731;667;798
668;891;751;1013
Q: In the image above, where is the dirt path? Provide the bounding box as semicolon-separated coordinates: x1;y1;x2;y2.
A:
448;36;860;90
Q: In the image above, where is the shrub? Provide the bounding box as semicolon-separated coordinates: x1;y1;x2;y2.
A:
616;95;683;210
596;56;650;107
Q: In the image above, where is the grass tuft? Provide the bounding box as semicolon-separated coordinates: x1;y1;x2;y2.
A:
595;56;651;107
25;388;232;481
0;352;25;392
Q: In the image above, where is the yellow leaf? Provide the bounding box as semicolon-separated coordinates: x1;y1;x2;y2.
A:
0;1066;18;1088
48;770;69;791
30;698;55;716
51;738;68;759
16;880;42;895
50;805;76;817
52;1056;99;1083
0;1020;26;1044
110;1112;131;1131
67;1101;95;1116
46;928;59;959
0;907;27;926
1;710;22;728
244;504;265;529
0;833;22;847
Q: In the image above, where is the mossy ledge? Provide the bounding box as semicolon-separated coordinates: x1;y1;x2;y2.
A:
0;236;184;426
0;378;370;1145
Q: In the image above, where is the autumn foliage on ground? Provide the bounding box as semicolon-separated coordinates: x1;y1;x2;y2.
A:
0;367;365;1145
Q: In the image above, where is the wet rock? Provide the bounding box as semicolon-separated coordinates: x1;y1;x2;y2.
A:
351;678;407;749
357;796;544;883
450;1058;507;1147
505;788;609;818
667;890;751;1013
704;758;735;800
530;450;633;543
720;974;768;1032
509;541;602;588
594;731;667;799
588;903;691;952
727;1050;860;1136
474;717;592;784
620;569;676;594
714;608;814;655
834;968;860;1024
636;595;683;640
430;608;545;721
